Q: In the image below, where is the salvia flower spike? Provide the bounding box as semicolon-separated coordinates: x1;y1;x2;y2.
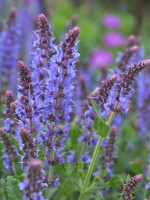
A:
0;128;16;172
102;125;117;179
120;174;143;200
3;90;17;135
16;61;35;133
20;127;37;166
0;7;19;96
19;159;46;199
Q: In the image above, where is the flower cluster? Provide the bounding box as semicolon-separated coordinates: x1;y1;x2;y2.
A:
3;90;17;135
16;61;35;133
31;13;55;103
0;128;17;172
0;7;19;97
79;59;150;166
38;25;80;159
15;61;39;166
78;75;117;163
107;59;150;115
101;125;117;179
17;0;41;62
120;174;143;200
20;127;37;166
116;35;142;80
19;159;46;200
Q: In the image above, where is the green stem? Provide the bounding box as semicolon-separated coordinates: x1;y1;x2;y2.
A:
107;102;119;126
78;136;103;200
78;107;117;200
46;151;55;199
79;178;82;189
48;165;54;182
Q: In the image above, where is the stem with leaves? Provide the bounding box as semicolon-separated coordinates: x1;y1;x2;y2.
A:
78;108;117;200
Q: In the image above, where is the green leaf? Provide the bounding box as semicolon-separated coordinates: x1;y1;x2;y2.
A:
93;116;110;137
68;123;83;149
38;151;45;163
108;174;123;187
13;157;24;176
91;100;99;115
99;169;108;178
95;191;105;200
15;176;24;182
6;176;22;200
55;163;68;181
68;177;80;190
98;181;110;190
93;117;100;132
131;162;142;174
37;145;45;163
86;186;100;193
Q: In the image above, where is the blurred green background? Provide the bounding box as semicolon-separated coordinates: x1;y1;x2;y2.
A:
2;0;150;63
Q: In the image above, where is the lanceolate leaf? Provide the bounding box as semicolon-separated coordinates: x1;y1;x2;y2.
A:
99;169;108;178
91;100;99;115
68;123;83;149
131;162;142;174
13;157;24;176
108;174;123;187
93;116;110;137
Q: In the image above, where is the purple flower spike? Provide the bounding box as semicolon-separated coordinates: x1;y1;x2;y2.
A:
103;32;125;48
19;159;46;200
0;128;16;172
3;90;17;135
90;49;113;68
20;127;37;166
40;26;80;151
31;13;56;119
101;126;116;179
120;174;143;200
16;60;38;136
0;7;19;96
101;14;121;28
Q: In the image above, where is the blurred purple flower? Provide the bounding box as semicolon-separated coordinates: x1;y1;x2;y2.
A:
101;14;121;28
145;182;150;191
81;152;91;164
90;49;113;68
93;166;101;176
103;32;125;48
0;7;19;94
18;159;46;199
67;151;76;164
